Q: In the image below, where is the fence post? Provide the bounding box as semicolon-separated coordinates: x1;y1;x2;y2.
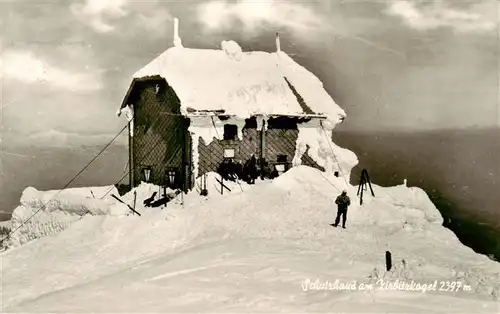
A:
386;251;392;271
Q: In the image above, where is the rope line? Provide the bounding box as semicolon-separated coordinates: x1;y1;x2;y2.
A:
319;122;349;188
318;172;342;193
0;123;129;245
99;87;184;200
98;131;167;201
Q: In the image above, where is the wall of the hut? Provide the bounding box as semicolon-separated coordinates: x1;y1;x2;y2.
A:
130;78;190;190
195;116;323;177
197;128;260;175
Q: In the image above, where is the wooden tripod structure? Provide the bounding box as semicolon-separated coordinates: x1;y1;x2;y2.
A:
357;169;375;205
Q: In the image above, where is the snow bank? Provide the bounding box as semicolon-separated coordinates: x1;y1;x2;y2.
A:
181;166;445;242
293;120;358;182
6;186;128;248
0;220;11;229
221;40;243;61
19;187;128;216
2;166;500;311
132;45;346;123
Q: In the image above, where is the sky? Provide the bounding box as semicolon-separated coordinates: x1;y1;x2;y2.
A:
0;0;498;149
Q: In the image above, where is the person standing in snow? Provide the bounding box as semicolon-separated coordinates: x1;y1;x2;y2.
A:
247;154;257;184
334;190;350;229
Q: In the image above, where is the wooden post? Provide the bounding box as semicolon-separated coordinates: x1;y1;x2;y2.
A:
128;119;135;188
111;194;141;216
357;172;365;205
260;119;266;179
360;180;364;205
181;118;188;193
357;175;363;196
358;169;375;205
221;176;224;195
366;170;375;197
385;251;392;271
133;191;137;212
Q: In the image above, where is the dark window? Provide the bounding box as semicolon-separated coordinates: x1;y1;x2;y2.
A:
267;117;299;130
277;154;288;163
223;124;238;140
218;115;230;121
244;117;258;129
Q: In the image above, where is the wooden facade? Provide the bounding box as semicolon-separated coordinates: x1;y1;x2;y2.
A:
197;116;324;177
127;77;191;191
125;78;324;191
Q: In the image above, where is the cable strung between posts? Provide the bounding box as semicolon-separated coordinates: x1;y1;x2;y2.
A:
99;118;175;202
318;172;342;193
0;123;129;245
98;87;183;201
99;129;171;201
100;88;190;201
319;122;349;188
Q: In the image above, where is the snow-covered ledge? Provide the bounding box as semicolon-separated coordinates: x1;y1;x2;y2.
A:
293;119;358;184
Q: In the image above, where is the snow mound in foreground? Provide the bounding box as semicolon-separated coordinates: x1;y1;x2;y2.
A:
1;166;500;312
6;186;128;248
181;167;445;244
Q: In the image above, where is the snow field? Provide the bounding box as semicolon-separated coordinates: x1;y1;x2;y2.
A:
1;167;499;312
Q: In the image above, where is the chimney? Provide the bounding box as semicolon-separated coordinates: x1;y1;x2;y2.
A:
173;17;183;48
275;32;281;52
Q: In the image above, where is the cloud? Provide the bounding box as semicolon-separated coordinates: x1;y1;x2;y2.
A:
71;0;172;34
26;129;127;148
0;49;103;92
135;8;172;32
197;0;323;35
70;0;128;33
385;0;496;33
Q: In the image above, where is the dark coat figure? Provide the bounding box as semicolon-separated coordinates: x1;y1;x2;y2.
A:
245;155;257;184
217;159;232;181
334;190;351;228
218;158;241;181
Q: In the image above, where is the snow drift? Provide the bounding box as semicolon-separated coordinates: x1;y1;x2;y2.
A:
6;186;128;248
1;166;499;312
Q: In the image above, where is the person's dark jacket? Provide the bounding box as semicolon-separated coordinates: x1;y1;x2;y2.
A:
335;194;351;210
248;156;257;177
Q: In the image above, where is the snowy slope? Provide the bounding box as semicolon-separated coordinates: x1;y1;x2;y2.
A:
1;167;499;312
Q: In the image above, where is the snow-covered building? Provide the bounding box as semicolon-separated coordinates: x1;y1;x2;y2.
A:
118;18;358;191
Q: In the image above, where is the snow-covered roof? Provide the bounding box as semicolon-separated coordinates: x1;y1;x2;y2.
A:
122;41;346;123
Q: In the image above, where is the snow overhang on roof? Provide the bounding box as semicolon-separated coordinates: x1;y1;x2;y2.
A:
120;38;347;125
184;109;328;120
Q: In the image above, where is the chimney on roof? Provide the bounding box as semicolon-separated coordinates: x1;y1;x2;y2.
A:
275;32;281;52
173;17;183;48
